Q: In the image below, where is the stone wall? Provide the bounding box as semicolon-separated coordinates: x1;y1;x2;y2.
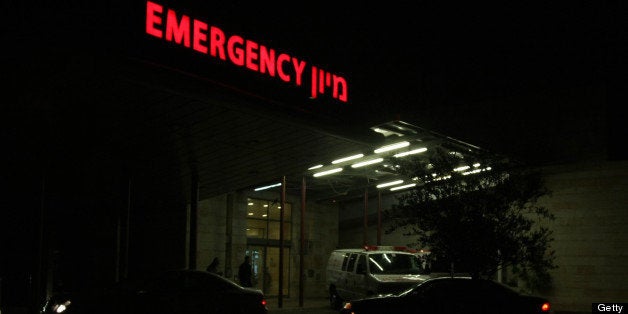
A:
289;200;340;298
197;195;228;273
539;161;628;312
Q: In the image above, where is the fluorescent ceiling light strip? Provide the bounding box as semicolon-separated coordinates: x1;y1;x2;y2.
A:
374;141;410;154
372;127;403;137
351;158;384;168
462;169;482;176
453;165;470;172
313;168;343;177
254;182;281;191
308;164;323;170
462;166;492;176
432;175;451;181
394;147;427;157
332;154;364;164
376;180;404;188
390;183;416;191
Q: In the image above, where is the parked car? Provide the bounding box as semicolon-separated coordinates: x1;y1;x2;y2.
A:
340;276;552;314
40;269;268;314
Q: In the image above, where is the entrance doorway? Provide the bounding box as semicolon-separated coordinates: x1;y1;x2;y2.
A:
245;198;292;296
246;246;290;296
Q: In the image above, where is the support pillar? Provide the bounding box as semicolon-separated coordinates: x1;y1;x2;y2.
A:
377;190;382;245
299;176;306;307
189;174;199;270
363;188;368;246
278;176;286;308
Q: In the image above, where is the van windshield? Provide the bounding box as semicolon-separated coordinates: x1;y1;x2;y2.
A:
368;253;424;275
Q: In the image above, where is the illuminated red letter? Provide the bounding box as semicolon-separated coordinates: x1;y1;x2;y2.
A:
227;35;245;66
311;65;318;99
259;46;276;77
292;58;306;86
209;26;226;60
318;68;325;93
276;53;291;82
145;1;163;38
333;75;348;102
193;20;208;54
165;9;191;47
245;40;259;71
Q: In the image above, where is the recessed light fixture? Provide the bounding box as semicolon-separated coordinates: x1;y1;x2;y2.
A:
374;141;410;154
376;180;404;188
332;154;364;164
394;147;427;157
254;183;281;191
351;158;384;168
313;168;343;177
390;183;416;191
462;166;492;176
372;127;403;137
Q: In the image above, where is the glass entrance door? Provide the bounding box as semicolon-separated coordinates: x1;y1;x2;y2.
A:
247;246;289;296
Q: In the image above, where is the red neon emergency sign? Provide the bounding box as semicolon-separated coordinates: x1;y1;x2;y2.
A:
145;1;348;102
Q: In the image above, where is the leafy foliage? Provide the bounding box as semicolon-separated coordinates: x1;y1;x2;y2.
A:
384;148;556;292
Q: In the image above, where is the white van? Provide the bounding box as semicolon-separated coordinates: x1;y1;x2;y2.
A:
326;246;432;309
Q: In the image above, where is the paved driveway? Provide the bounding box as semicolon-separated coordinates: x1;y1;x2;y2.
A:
267;297;337;314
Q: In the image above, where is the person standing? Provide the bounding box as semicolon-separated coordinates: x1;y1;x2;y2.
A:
238;255;253;287
206;257;220;275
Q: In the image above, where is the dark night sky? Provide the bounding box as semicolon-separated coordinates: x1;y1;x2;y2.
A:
161;1;613;163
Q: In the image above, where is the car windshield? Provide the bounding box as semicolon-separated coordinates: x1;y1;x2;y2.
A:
368;253;424;274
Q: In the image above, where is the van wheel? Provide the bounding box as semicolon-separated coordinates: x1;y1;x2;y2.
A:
329;287;343;310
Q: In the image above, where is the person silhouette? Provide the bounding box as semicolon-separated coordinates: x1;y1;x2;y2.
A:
238;255;253;287
206;257;220;274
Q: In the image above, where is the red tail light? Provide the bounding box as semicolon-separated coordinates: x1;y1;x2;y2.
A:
261;299;267;306
541;302;551;312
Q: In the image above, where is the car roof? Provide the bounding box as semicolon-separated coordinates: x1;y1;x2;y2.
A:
333;249;416;254
424;276;475;281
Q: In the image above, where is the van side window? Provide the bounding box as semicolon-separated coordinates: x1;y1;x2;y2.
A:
356;254;366;274
341;253;350;271
346;253;358;272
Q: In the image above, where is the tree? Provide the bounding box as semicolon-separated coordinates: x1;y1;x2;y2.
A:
384;148;556;293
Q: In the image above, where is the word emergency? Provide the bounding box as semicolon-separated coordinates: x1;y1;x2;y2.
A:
145;1;348;102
